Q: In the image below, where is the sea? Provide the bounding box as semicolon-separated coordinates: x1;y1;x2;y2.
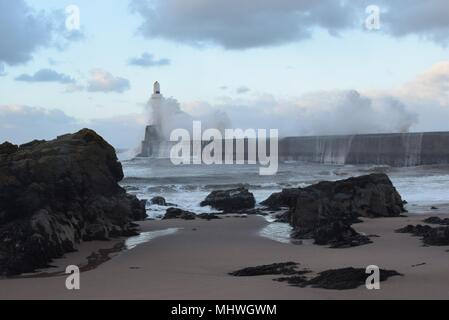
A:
119;156;449;243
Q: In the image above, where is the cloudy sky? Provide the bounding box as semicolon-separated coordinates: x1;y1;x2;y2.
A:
0;0;448;148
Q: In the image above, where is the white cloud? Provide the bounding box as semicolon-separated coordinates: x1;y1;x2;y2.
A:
2;62;448;149
0;105;146;149
396;61;449;107
0;105;78;143
183;62;449;136
183;90;418;137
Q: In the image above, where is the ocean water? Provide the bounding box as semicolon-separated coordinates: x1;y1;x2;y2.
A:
120;157;449;243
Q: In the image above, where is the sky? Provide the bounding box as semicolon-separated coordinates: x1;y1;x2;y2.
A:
0;0;448;148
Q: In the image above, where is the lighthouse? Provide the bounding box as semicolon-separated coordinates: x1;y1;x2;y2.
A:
138;81;163;157
153;81;161;95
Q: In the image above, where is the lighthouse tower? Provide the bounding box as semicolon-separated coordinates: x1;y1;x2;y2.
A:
153;81;161;96
137;81;164;157
151;81;163;134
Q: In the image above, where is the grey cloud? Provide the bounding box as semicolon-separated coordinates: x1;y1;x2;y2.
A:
128;52;171;67
130;0;449;49
236;86;251;94
0;64;6;76
378;0;449;46
129;0;357;49
15;68;75;84
0;0;84;66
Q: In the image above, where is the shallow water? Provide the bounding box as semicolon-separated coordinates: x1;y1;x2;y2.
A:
120;158;449;243
125;228;180;250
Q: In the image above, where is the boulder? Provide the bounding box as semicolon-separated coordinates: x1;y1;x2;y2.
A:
163;208;196;220
274;210;291;223
0;129;147;276
229;262;303;277
151;196;167;206
289;174;405;247
197;213;222;221
200;187;256;212
295;220;372;248
423;217;449;225
297;267;402;290
397;224;449;246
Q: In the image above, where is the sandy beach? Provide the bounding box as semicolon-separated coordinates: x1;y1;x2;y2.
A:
1;212;449;300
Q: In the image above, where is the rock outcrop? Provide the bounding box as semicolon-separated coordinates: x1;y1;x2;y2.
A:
150;196;167;206
0;129;147;276
292;174;405;247
397;225;449;246
293;267;402;290
260;188;302;210
200;187;256;212
229;262;306;277
262;174;405;248
230;263;402;290
163;208;196;220
423;217;449;226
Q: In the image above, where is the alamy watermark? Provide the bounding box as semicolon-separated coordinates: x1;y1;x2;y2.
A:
65;5;81;31
366;265;381;290
65;265;80;290
365;5;381;30
169;121;279;176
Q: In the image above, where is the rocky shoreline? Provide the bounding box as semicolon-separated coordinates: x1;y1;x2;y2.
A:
2;129;448;298
0;129;146;276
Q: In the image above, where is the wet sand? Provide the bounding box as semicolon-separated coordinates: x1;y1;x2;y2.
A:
1;214;449;300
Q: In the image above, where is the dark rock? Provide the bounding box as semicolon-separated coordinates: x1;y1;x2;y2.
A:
396;224;449;246
299;267;402;290
396;224;433;237
200;187;256;212
234;208;267;215
0;142;18;156
290;174;405;248
163;208;196;220
231;264;402;291
305;221;372;248
197;213;222;221
0;129;147;276
423;217;449;225
274;275;309;286
260;188;302;210
420;227;449;246
19;140;46;149
431;206;439;210
411;263;426;268
274;210;291;223
229;262;302;277
150;196;167;206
